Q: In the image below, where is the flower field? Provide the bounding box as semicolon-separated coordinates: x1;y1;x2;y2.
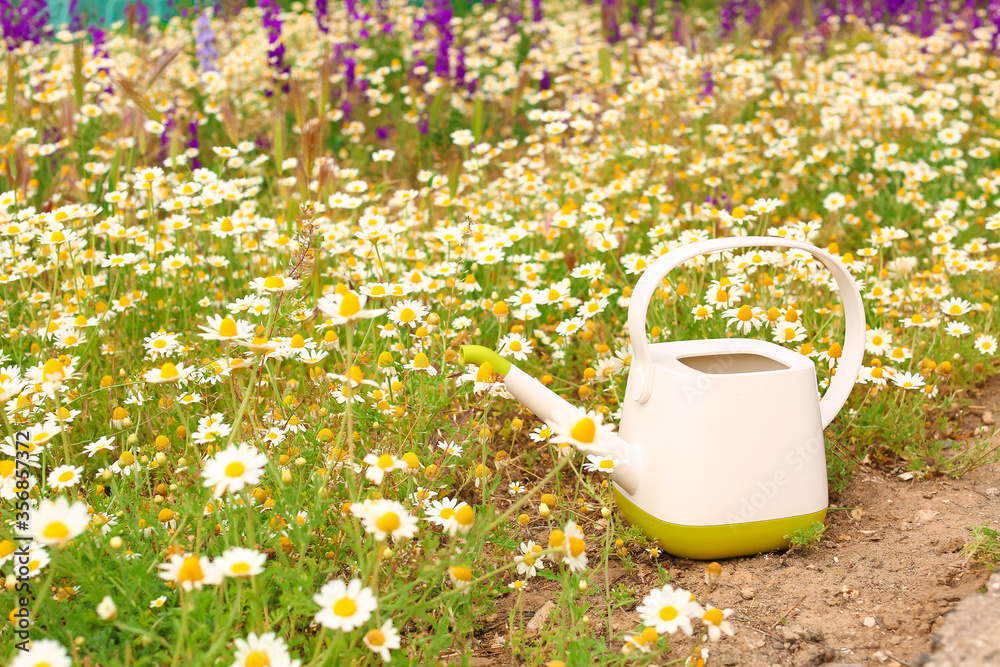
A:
1;1;1000;665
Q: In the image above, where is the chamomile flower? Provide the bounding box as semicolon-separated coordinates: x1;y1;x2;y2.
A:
248;274;301;294
940;297;973;317
27;496;91;546
9;639;72;667
362;452;405;485
723;304;765;334
352;499;419;541
387;299;429;328
198;315;255;342
514;541;546;578
975;334;997;356
318;291;386;325
46;465;83;490
403;352;438;375
498;332;534;361
313;578;377;631
363;619;401;662
549;406;617;452
157;553;223;591
424;497;474;536
230;632;300;667
892;371;926;389
865;328;893;355
144;362;193;384
944;321;971;337
548;521;588;572
583;455;619;473
201;442;268;497
218;547;267;578
701;606;735;641
636;584;703;636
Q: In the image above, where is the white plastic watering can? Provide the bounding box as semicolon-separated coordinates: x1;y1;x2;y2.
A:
461;237;866;559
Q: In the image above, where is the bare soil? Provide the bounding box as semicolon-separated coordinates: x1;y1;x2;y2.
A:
471;379;1000;666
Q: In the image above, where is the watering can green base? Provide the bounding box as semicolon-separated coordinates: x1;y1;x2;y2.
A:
614;488;828;560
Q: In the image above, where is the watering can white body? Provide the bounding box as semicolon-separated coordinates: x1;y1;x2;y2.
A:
461;237;866;559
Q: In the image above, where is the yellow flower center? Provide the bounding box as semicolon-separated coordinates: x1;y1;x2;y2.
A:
872;367;884;378
871;336;882;345
736;305;753;321
599;459;614;469
43;521;70;540
51;230;66;243
455;504;475;526
333;597;357;617
827;343;843;359
439;507;455;520
340;293;361;317
377;453;394;470
376;512;401;533
659;606;678;621
413;352;430;368
568;536;586;557
399;307;416;323
225;461;246;478
949;305;961;315
159;362;179;379
570;417;596;444
244;651;271;667
219;317;238;337
704;608;724;626
365;629;386;647
449;566;472;581
371;285;386;296
911;313;924;324
510;341;522;351
58;470;74;482
263;276;284;289
42;358;65;378
476;361;494;382
231;562;251;574
177;556;204;583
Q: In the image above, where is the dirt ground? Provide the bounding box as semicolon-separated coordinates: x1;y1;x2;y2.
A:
472;380;1000;666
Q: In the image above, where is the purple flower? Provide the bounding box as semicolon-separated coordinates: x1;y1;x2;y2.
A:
69;0;83;33
700;68;714;99
188;120;201;170
260;0;289;96
316;0;329;33
0;0;51;49
195;9;218;72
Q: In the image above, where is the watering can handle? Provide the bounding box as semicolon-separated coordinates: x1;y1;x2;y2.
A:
627;236;866;428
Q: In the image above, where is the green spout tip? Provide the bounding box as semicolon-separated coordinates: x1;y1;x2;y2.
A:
459;345;512;376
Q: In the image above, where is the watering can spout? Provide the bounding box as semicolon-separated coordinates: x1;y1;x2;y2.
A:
459;345;641;495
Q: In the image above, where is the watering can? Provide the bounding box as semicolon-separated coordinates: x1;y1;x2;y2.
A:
460;237;866;559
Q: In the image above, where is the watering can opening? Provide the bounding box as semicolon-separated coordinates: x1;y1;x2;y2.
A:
676;351;790;375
